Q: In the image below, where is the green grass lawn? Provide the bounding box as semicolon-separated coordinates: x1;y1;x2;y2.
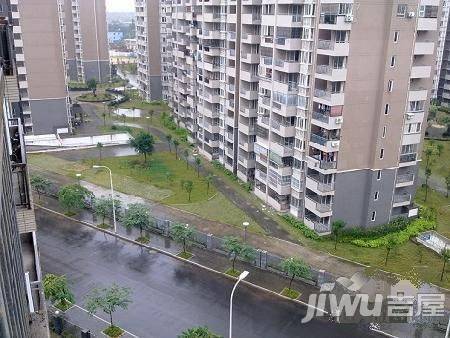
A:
77;92;113;102
420;139;450;180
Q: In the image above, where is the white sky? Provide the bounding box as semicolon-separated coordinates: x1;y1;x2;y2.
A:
106;0;135;12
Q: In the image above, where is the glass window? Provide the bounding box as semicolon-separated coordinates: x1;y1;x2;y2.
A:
397;4;407;17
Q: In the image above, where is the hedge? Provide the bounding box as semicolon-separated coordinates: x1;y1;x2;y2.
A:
282;214;321;240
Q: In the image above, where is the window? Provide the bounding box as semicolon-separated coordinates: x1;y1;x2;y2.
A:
394;31;399;43
377;170;382;180
380;148;384;159
388;80;394;92
397;4;407;17
390;56;396;67
371;211;376;221
374;192;379;201
382;126;387;138
384;104;390;115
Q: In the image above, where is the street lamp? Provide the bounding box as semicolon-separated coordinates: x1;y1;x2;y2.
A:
146;116;150;133
229;271;249;338
242;222;249;242
92;165;117;233
76;173;82;185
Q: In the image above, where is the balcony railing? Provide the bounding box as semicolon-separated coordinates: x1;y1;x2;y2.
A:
399;153;417;163
393;194;411;204
310;133;339;146
396;173;415;184
314;89;331;100
317;39;334;50
312;111;331;124
316;65;332;75
308;175;335;193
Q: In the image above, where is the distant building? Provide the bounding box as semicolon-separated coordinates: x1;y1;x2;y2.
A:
108;31;124;43
124;38;137;52
436;1;450;105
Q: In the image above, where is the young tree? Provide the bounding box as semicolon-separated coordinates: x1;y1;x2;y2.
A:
97;142;104;160
87;78;98;96
102;112;107;126
43;274;75;310
30;175;51;200
205;174;213;196
182;180;194;202
424;147;435;169
445;174;450;198
178;326;221;338
441;248;450;281
85;284;132;328
437;143;444;157
171;223;194;254
166;134;172;152
173;139;180;159
183;149;190;169
130;132;154;163
385;238;397;266
58;184;92;215
149;109;154;122
121;203;151;237
195;157;201;178
166;171;174;183
223;236;256;272
280;257;311;292
121;113;126;125
424;167;432;202
331;220;346;250
94;197;121;226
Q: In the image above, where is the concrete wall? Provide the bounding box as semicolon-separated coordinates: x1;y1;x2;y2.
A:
82;60;110;83
149;75;162;100
66;59;78;82
29;98;69;134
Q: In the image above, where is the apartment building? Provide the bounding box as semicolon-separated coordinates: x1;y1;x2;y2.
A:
135;0;163;100
64;0;110;83
433;0;449;99
161;0;438;233
0;64;47;337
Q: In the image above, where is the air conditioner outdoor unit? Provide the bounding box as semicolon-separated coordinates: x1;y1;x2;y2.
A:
345;14;354;22
331;141;339;148
406;113;414;120
408;12;415;18
335;117;343;124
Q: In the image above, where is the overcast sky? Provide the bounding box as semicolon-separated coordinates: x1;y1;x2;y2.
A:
106;0;134;12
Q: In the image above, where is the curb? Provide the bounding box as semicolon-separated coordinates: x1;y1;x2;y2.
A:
35;204;329;316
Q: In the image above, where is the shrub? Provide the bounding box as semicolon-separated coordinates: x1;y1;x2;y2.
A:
339;217;410;241
282;214;321;240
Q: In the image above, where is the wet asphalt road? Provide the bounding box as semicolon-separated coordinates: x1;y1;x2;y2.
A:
36;208;378;338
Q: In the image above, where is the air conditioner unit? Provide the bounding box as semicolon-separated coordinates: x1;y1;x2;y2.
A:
335;117;343;124
331;141;339;148
345;14;354;23
406;113;414;120
408;12;415;18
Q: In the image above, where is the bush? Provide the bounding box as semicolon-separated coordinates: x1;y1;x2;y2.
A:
339;217;410;241
282;214;321;240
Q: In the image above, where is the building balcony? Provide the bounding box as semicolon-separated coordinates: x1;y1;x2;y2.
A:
273;81;298;94
316;40;349;56
304;216;331;235
202;61;220;72
396;173;415;188
273;59;300;73
318;14;352;31
239;139;254;152
274;37;302;50
311;111;343;130
393;194;412;208
239;88;259;100
203;46;221;56
414;41;435;55
239;122;256;135
270;141;294;157
238;155;256;168
408;88;428;102
242;0;262;4
203;78;221;89
417;18;438;31
255;169;267;182
276;14;304;27
240;70;258;82
242;13;261;24
241;33;261;44
306;176;335;196
309;133;340;152
306;155;337;173
239;107;258;117
202;12;221;22
399;153;417;167
240;52;260;64
270;120;295;137
203;122;220;134
305;195;333;218
410;65;432;79
267;179;292;196
313;89;345;106
315;65;347;81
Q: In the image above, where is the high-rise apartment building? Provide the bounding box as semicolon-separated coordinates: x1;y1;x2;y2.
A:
135;0;163;100
10;0;71;135
64;0;110;83
154;0;439;233
0;31;47;336
433;0;449;99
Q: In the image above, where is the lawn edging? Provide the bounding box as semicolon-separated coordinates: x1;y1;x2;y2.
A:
35;204;329;317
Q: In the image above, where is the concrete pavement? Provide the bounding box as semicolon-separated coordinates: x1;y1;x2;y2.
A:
36;208;378;338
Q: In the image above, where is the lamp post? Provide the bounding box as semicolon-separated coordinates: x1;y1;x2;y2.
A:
146;116;150;133
242;222;249;242
92;165;117;233
229;271;249;338
76;173;82;185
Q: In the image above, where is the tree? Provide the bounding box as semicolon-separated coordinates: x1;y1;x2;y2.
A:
173;139;180;159
122;113;126;125
437;143;444;157
102;112;107;126
94;197;121;226
441;248;450;281
424;167;432;202
30;175;51;200
149;109;154;122
85;284;132;328
166;134;172;152
97;142;104;160
183;149;190;169
166;171;174;183
58;184;92;215
178;326;221;338
385;238;397;266
121;203;151;237
205;174;213;196
223;236;256;272
280;257;311;292
130;132;154;163
445;174;450;198
43;274;74;310
182;180;194;202
87;78;98;96
424;147;435;169
331;220;346;250
195;157;201;178
171;223;194;254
